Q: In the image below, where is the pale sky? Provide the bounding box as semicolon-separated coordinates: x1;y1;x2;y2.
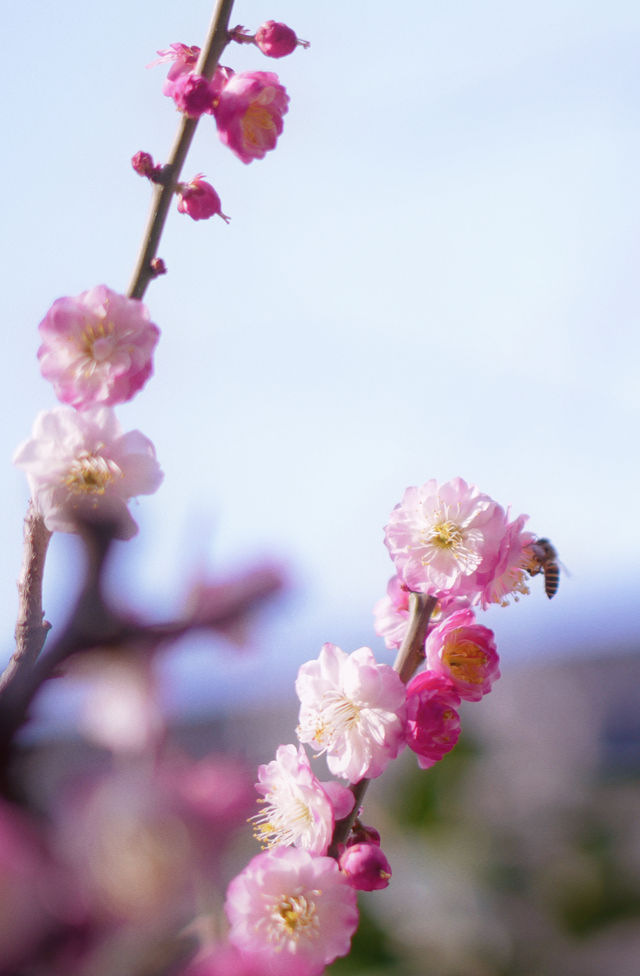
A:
2;0;639;717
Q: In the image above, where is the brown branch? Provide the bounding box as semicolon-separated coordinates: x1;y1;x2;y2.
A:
0;504;52;695
392;592;438;683
127;0;236;300
329;592;437;856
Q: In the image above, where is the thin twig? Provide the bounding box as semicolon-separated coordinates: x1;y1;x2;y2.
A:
127;0;236;300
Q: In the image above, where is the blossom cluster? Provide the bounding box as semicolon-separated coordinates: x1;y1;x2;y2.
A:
5;8;558;975
221;477;551;974
14;285;163;538
139;19;305;229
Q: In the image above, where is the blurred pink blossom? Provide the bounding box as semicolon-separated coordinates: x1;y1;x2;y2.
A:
214;71;289;164
177;175;230;222
296;643;407;782
405;670;462;768
425;608;500;702
384;478;509;599
253;743;353;854
78;654;163;753
0;802;53;968
180;942;268;976
37;285;159;409
13;406;163;538
225;847;358;976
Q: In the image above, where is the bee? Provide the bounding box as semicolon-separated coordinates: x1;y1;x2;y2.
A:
526;538;560;599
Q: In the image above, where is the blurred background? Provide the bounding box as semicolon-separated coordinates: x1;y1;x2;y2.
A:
2;1;640;972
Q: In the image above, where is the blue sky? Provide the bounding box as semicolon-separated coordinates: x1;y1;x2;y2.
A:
2;1;639;715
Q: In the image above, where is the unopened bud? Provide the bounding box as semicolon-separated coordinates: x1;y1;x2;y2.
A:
255;21;309;58
339;842;392;891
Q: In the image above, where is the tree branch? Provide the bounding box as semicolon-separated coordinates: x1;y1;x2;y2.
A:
127;0;236;300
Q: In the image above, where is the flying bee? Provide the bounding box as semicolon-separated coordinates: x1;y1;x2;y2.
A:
526;538;560;598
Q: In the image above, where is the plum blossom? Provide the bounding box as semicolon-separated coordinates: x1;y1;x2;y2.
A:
339;842;392;891
179;943;267;976
225;847;358;976
252;744;353;855
384;477;509;599
177;175;230;222
373;575;411;650
149;42;201;97
405;670;462;768
37;285;159;409
214;71;289;164
471;513;536;609
255;21;309;58
171;72;219;117
296;644;407;782
373;575;470;651
0;802;53;968
425;608;500;702
149;44;234;113
13;406;163;539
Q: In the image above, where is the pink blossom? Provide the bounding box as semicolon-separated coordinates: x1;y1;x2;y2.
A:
252;744;353;855
405;670;462;768
374;576;471;651
52;769;193;924
471;513;536;609
296;644;407;782
373;575;411;650
78;654;163;753
255;21;308;58
149;43;234;112
339;842;392;891
13;406;163;539
425;608;500;702
37;285;159;409
177;175;230;222
0;802;52;967
214;71;289;164
180;943;266;976
384;478;509;599
171;72;219;117
225;847;358;976
149;42;201;96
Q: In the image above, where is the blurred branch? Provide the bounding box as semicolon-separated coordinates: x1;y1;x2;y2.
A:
0;514;285;785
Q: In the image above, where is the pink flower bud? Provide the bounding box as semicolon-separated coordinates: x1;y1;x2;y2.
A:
339;842;392;891
131;150;158;179
150;257;167;276
177;175;230;223
348;820;381;847
255;21;305;58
